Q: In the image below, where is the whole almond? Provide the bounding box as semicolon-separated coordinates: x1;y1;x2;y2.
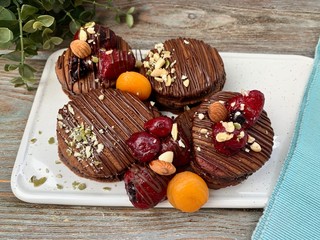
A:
149;160;176;175
70;40;91;59
208;102;228;123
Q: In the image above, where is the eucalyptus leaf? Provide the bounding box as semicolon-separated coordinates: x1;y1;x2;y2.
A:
42;27;53;38
4;63;19;71
79;10;93;21
21;4;39;20
10;76;23;84
19;64;35;79
0;27;13;43
0;6;15;20
23;20;37;33
43;39;52;49
127;7;135;14
69;20;81;34
74;0;83;7
41;0;54;11
0;0;11;8
36;15;54;27
0;41;12;49
126;14;134;28
50;36;63;45
115;14;121;24
0;50;21;61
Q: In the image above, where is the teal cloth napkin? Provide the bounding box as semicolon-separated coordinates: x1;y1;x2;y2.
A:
252;38;320;239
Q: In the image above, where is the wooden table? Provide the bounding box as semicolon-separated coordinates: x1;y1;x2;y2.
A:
1;1;320;239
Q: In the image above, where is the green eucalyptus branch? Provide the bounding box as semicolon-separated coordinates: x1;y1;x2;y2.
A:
0;0;135;90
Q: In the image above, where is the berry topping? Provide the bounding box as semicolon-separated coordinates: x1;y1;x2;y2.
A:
144;116;173;137
124;165;169;209
98;49;136;81
212;121;248;156
160;129;191;167
70;56;90;82
126;132;161;163
167;171;209;212
226;90;265;128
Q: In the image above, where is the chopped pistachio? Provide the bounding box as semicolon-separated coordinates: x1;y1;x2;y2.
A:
30;176;47;187
56;184;64;190
103;187;112;191
48;137;55;144
30;138;37;144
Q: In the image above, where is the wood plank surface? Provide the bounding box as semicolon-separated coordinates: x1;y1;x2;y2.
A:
1;1;320;239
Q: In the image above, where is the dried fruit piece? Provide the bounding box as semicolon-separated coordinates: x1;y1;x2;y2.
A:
98;49;136;81
149;160;176;175
208;102;228;123
126;132;161;162
116;71;152;101
167;171;209;212
212;121;248;156
70;40;92;59
226;90;265;128
124;165;169;209
144;116;173;137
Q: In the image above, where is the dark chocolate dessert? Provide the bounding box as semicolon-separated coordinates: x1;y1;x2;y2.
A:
56;88;159;182
140;38;226;110
55;22;135;98
191;91;274;189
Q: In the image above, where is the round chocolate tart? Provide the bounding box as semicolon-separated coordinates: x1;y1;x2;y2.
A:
55;22;135;98
56;88;159;182
191;91;274;189
140;38;226;110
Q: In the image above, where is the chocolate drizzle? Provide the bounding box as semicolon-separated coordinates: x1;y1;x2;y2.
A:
140;38;226;109
56;88;159;182
191;91;274;189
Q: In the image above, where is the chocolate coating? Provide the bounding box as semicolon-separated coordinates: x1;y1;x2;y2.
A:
140;38;226;109
56;88;159;182
191;91;274;189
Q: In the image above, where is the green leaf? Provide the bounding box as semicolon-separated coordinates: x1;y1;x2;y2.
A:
69;20;81;35
0;6;15;21
127;7;135;14
115;14;121;24
126;14;134;28
19;64;36;79
0;0;11;7
74;0;83;7
21;4;39;20
79;10;93;21
23;20;37;33
41;0;54;11
4;63;19;71
0;41;13;49
10;76;24;85
50;36;63;45
0;27;13;43
36;15;55;28
0;50;21;61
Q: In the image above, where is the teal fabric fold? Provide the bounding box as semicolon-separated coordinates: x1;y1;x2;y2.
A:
252;38;320;239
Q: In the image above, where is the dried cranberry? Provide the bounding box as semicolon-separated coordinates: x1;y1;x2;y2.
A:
70;56;89;82
212;122;248;156
126;131;161;163
144;116;173;138
98;49;136;81
124;165;169;209
226;90;264;128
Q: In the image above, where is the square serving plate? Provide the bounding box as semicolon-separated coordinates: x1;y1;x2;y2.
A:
10;49;313;208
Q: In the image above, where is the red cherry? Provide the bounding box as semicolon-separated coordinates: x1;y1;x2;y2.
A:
159;123;191;167
226;90;265;128
144;116;173;138
212;122;248;156
124;165;169;209
98;49;136;81
126;132;161;163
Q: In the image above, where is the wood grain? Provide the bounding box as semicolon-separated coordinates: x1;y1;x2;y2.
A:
1;1;320;239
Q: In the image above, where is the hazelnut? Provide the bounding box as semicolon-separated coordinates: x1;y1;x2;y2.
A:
208;102;228;123
70;40;92;59
149;160;176;175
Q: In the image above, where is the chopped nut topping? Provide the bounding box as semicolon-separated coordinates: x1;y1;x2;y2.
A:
171;123;178;141
184;39;190;44
216;132;234;142
198;113;205;120
250;142;262;152
183;79;190;87
98;94;105;100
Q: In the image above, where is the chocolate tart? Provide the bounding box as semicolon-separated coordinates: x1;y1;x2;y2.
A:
56;88;159;182
191;91;274;189
55;23;134;98
140;38;226;110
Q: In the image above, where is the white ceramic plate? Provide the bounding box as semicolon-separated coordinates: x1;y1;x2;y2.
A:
11;49;313;208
